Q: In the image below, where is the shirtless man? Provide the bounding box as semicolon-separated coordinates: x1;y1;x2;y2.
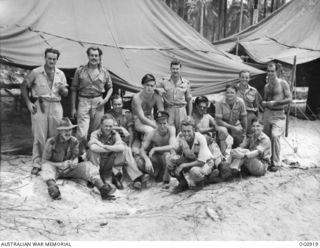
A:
138;111;176;184
262;62;292;171
192;96;226;166
131;73;164;135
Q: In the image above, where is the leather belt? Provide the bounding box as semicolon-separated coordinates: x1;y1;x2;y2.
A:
79;94;102;98
30;97;60;103
266;107;284;111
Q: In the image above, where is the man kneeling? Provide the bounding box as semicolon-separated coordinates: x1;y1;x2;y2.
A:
229;119;271;176
167;119;215;193
41;118;115;200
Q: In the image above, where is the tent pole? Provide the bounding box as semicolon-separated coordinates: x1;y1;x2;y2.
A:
236;36;239;56
285;55;297;137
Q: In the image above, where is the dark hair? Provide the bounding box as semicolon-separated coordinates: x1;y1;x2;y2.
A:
141;74;156;85
86;46;103;56
267;62;279;70
170;59;182;68
44;48;60;59
111;94;122;103
180;119;196;129
239;70;250;77
225;84;238;92
195;96;209;106
100;114;115;124
251;118;264;126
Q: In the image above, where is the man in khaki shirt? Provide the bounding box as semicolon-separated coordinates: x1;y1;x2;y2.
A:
71;47;113;156
157;60;192;132
21;48;68;175
229;119;271;177
41;118;116;200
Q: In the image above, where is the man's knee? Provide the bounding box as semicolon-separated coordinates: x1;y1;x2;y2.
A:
218;161;232;180
244;158;266;177
271;128;283;140
134;154;145;171
189;167;205;182
80;161;100;181
216;126;229;140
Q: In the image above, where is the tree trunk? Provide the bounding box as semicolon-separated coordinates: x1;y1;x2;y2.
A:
239;0;244;32
223;0;227;38
178;0;185;19
271;0;275;13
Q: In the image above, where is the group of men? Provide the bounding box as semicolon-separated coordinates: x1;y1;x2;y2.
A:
21;46;292;200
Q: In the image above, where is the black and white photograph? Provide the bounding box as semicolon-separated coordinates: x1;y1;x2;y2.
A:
0;0;320;245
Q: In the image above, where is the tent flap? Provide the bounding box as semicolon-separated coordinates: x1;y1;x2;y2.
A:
214;0;320;65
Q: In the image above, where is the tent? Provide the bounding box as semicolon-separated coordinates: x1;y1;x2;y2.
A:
0;0;263;95
213;0;320;115
213;0;320;65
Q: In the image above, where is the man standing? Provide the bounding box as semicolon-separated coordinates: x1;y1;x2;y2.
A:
131;74;164;135
41;118;116;200
236;71;262;134
88;115;144;190
157;60;192;132
138;111;176;185
21;48;68;175
167;119;215;193
71;47;113;155
262;62;292;171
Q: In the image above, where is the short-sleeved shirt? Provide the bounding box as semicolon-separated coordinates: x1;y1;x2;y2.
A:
241;132;271;161
106;109;133;130
236;84;262;112
71;64;112;96
158;76;192;108
42;135;79;162
89;129;122;147
25;66;67;101
215;96;247;125
106;109;133;142
174;132;213;163
89;129;123;160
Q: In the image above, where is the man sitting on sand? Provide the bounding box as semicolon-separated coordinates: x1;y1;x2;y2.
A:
41;117;115;200
228;119;271;177
88;115;145;190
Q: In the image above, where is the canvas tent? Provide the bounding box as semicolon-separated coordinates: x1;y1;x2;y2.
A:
213;0;320;115
213;0;320;65
0;0;263;95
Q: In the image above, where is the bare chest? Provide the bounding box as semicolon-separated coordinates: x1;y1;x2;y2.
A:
266;83;284;101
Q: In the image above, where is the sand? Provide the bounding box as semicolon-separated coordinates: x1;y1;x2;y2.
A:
0;118;320;241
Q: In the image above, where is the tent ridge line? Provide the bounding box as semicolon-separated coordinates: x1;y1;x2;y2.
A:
266;36;320;53
14;24;217;53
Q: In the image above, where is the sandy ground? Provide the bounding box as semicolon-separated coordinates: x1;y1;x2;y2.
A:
1;118;320;241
